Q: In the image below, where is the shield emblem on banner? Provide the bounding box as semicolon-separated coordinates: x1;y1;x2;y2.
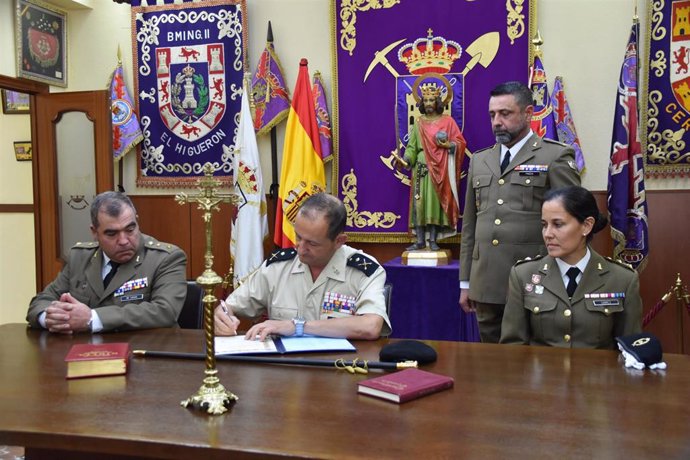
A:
670;1;690;113
155;43;226;141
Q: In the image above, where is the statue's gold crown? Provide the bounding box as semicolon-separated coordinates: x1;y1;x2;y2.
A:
420;82;441;99
398;29;462;75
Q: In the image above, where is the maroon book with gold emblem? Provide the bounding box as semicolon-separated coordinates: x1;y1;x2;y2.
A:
357;368;454;403
65;343;130;379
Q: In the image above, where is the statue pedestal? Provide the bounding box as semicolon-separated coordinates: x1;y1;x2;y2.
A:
402;248;452;266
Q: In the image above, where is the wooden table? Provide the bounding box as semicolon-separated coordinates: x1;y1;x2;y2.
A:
1;323;689;459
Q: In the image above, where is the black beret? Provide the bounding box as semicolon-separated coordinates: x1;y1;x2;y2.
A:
379;340;437;364
616;332;665;369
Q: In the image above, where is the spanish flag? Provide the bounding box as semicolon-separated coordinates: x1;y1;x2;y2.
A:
274;58;326;247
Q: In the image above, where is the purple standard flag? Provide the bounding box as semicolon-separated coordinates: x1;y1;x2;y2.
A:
607;18;649;271
109;58;143;160
251;34;290;136
312;71;332;160
529;54;557;140
551;77;585;173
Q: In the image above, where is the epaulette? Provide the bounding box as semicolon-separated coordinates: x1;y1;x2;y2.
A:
542;137;569;148
266;248;297;266
515;254;543;266
145;239;176;253
347;253;379;277
606;256;635;272
72;241;99;250
473;145;494;156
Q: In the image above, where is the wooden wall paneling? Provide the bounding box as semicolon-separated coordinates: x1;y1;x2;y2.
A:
130;196;192;278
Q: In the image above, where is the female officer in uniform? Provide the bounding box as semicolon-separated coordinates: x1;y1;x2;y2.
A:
500;186;642;348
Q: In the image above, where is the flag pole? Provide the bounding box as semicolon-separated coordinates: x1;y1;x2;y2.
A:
116;44;125;192
266;21;280;248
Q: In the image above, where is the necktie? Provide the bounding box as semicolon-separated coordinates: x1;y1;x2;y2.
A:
500;150;511;173
103;261;120;288
566;267;580;298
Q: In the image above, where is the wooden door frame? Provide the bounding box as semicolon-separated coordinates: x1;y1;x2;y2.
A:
0;74;48;290
0;74;113;290
34;90;113;289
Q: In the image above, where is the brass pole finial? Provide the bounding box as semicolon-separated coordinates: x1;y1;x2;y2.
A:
532;30;544;57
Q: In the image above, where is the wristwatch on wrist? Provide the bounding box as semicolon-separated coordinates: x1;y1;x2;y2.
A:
292;317;306;337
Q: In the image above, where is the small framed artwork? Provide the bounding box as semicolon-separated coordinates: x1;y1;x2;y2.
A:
1;89;30;114
13;141;32;161
15;0;67;87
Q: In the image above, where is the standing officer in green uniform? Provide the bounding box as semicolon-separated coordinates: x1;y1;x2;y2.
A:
27;191;187;333
459;81;581;343
500;186;642;348
214;193;391;340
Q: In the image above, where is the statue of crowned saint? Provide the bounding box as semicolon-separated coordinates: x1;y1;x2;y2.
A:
394;73;466;265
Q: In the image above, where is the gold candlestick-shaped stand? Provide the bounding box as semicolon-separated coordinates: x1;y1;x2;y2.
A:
176;163;239;415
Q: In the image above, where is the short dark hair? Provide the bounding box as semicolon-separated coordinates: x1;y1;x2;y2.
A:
544;186;608;243
298;193;346;241
490;81;534;109
90;191;137;228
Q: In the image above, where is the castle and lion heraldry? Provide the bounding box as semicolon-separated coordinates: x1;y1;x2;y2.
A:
333;1;534;242
131;0;247;187
644;0;690;177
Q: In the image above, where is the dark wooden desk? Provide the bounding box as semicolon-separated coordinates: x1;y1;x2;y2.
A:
1;323;690;459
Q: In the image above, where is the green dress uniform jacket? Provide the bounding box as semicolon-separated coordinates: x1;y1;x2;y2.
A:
227;245;392;336
27;234;187;332
459;134;581;304
500;250;643;349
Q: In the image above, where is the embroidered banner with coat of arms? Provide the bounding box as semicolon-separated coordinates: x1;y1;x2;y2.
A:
332;0;534;242
644;0;690;177
131;0;247;187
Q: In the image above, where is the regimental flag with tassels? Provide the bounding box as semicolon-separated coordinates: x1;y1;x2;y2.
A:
551;76;585;173
252;40;290;136
109;58;143;160
274;58;326;248
607;19;649;271
231;85;268;287
528;54;557;140
312;71;332;160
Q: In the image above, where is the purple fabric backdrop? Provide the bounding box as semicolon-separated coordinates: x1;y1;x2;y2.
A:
333;0;533;241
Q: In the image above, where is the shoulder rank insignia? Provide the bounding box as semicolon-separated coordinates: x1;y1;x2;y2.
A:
73;241;98;249
543;137;568;148
605;256;635;272
145;239;175;253
266;248;297;266
515;254;543;266
347;253;379;277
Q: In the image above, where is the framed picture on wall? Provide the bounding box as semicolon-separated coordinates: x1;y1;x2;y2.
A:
13;141;32;161
15;0;67;87
1;89;30;114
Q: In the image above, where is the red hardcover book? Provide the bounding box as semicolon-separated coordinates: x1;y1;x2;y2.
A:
65;343;130;379
357;368;454;403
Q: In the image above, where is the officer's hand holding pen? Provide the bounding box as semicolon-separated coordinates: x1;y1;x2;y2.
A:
214;300;240;336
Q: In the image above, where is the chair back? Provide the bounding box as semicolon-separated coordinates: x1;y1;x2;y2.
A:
178;281;204;329
383;282;393;337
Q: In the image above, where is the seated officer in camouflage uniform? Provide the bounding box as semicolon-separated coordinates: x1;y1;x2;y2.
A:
215;193;391;340
27;191;187;333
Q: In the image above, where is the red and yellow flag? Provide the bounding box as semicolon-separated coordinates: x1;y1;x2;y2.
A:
274;58;326;247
